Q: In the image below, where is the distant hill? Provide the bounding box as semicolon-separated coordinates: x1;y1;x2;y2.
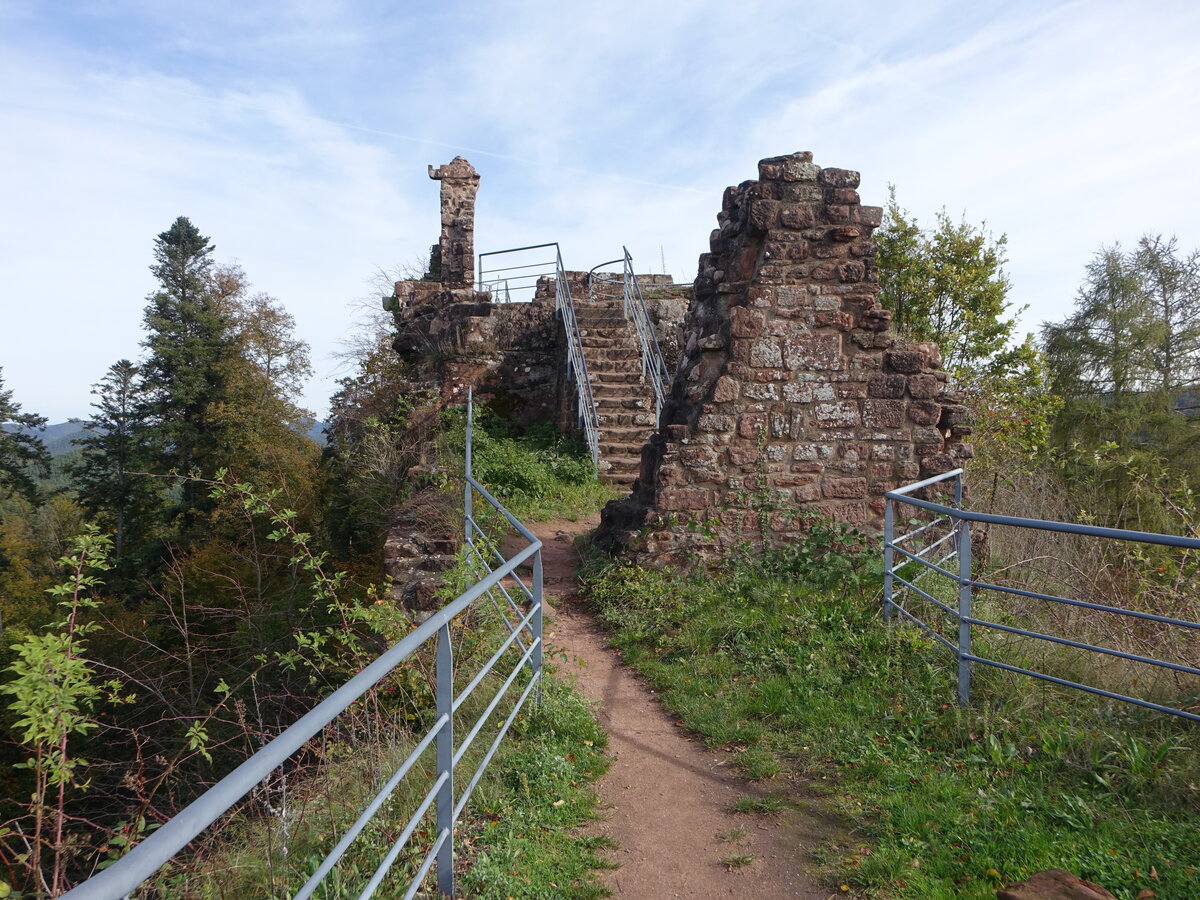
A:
3;418;329;458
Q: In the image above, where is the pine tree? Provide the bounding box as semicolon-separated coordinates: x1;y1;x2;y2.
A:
0;368;51;504
139;217;237;529
71;360;160;563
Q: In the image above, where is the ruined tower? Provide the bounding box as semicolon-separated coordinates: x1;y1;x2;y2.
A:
428;156;480;286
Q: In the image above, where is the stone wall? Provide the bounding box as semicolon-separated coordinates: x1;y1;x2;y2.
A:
596;152;972;564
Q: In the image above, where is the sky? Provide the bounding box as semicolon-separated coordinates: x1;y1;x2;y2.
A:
2;0;1199;422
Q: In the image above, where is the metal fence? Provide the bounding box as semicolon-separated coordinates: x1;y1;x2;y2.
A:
883;469;1200;722
63;393;544;899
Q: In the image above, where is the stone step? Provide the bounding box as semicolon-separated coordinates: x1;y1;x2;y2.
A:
590;370;644;384
600;442;648;458
595;396;653;411
580;334;640;349
591;383;648;399
600;417;656;432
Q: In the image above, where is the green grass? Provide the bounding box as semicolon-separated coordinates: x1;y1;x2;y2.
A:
583;553;1200;900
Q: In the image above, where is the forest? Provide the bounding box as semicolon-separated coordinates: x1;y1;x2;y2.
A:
1;208;1199;897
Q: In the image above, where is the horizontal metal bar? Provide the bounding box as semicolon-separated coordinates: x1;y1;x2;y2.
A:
454;671;541;820
478;242;559;260
967;616;1200;676
479;261;556;275
970;579;1200;630
399;826;450;900
889;493;1200;550
292;713;448;900
893;514;953;546
63;538;543;900
468;474;540;545
887;600;958;654
454;603;539;713
454;639;540;768
909;527;958;559
355;772;447;900
888;469;964;497
890;542;959;581
892;573;959;619
967;655;1200;723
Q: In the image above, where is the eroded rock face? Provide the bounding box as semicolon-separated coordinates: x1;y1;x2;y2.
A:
596;151;971;564
996;869;1118;900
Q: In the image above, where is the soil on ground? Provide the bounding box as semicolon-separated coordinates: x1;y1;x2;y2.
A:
516;514;842;900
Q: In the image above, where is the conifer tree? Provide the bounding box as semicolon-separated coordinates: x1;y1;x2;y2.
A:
71;360;159;563
0;368;51;503
139;217;237;529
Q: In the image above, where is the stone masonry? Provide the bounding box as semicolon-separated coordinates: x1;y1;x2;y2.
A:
596;152;972;564
428;156;480;286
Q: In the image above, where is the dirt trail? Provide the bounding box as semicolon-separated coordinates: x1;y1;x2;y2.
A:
524;515;836;900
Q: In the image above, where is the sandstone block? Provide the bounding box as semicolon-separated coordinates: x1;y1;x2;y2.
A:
783;333;843;371
738;413;768;438
825;204;852;224
852;205;884;227
920;453;957;477
728;446;759;466
749;200;777;232
818;167;861;188
862;399;905;429
815;401;860;428
658;487;711;511
907;373;940;398
868;373;907;398
793;483;821;502
713;375;740;402
885;349;926;373
838;261;866;282
750;339;784;368
779;205;816;229
908;400;941;426
697;414;733;433
939;404;970;427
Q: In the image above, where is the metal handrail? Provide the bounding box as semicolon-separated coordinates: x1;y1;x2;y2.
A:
476;242;561;303
64;391;544;899
621;247;670;421
882;469;1200;722
556;247;601;467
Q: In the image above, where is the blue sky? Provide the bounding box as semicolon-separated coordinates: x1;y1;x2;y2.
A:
3;0;1199;421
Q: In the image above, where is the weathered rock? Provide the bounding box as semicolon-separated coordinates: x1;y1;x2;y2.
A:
996;869;1118;900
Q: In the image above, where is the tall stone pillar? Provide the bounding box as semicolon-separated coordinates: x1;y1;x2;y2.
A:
428;157;480;286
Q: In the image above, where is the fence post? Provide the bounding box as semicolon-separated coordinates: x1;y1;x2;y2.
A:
957;517;973;707
883;498;895;622
464;389;473;547
436;622;455;898
533;547;544;704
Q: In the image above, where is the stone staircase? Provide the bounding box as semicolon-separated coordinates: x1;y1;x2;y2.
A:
572;296;659;486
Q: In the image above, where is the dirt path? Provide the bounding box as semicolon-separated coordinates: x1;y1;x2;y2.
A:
525;515;836;900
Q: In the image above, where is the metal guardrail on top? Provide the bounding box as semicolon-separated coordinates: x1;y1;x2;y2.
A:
883;469;1200;721
620;247;670;420
476;243;601;469
589;250;670;421
64;390;544;899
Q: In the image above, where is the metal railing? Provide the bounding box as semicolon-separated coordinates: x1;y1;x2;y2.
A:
476;243;558;303
884;469;1200;721
554;248;600;468
587;251;670;422
620;248;670;420
64;392;544;899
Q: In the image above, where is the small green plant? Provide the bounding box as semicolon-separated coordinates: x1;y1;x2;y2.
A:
732;795;787;814
2;527;131;896
718;826;746;842
720;853;755;869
